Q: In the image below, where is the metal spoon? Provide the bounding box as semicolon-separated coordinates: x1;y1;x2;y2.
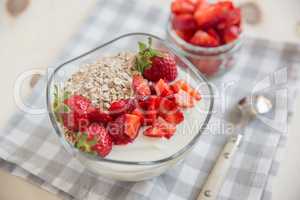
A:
197;95;273;200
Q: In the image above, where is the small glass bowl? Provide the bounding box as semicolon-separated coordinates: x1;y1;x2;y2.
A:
46;33;214;181
166;19;243;78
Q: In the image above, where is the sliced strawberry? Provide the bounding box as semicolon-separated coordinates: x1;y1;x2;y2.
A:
125;114;141;139
131;108;144;124
222;25;240;44
172;14;198;31
107;114;141;145
171;80;201;101
191;59;221;77
217;7;241;30
174;89;197;108
207;28;221;45
190;30;219;47
155;79;173;97
158;97;179;116
144;127;166;138
108;99;136;118
161;110;184;125
171;0;196;14
195;0;208;10
175;29;195;42
87;107;112;125
193;4;220;27
64;95;91;115
62;111;90;132
132;74;151;96
144;117;176;139
138;96;160;125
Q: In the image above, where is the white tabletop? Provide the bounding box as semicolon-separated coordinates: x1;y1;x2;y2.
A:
0;0;299;199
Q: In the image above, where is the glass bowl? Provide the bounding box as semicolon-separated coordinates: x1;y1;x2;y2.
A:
166;17;243;78
46;33;214;181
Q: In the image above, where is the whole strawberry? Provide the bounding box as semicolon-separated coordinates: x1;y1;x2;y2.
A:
135;38;178;82
75;123;112;157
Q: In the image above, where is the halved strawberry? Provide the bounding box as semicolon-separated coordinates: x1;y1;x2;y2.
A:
132;74;151;96
108;99;136;118
155;79;173;97
171;80;201;100
144;117;176;139
107;114;141;145
64;95;91;115
87;107;112;125
174;89;197;108
62;111;90;132
190;30;219;47
172;14;198;31
171;0;196;14
161;110;184;125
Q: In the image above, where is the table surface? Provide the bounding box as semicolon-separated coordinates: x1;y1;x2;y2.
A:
0;0;299;199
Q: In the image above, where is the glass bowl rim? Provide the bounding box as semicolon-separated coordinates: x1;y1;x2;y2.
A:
46;32;214;166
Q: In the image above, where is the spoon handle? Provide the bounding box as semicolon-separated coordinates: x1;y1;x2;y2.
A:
197;134;242;200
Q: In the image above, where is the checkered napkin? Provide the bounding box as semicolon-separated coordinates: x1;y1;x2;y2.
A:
1;0;300;199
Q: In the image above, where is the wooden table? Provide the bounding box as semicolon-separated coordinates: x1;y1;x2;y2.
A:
0;0;299;199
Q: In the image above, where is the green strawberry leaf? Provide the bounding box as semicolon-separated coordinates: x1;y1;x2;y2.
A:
63;91;71;100
135;37;163;73
75;133;97;153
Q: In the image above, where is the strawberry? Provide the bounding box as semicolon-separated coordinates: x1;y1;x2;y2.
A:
175;29;195;42
135;38;178;82
190;30;219;47
144;117;176;139
161;110;184;125
131;108;144;124
107;114;141;145
222;25;240;44
172;14;198;31
132;74;151;96
155;79;173;97
75;123;112;157
108;99;136;118
158;97;179;116
64;95;91;115
171;0;196;14
62;111;89;132
171;80;201;100
138;96;160;125
87;107;112;125
194;4;220;27
174;89;197;108
217;7;241;30
191;59;221;76
207;28;221;45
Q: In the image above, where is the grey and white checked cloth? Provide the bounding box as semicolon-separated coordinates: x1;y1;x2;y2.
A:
1;0;300;199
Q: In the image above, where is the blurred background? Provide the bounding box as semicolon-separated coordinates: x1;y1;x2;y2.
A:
0;0;299;200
